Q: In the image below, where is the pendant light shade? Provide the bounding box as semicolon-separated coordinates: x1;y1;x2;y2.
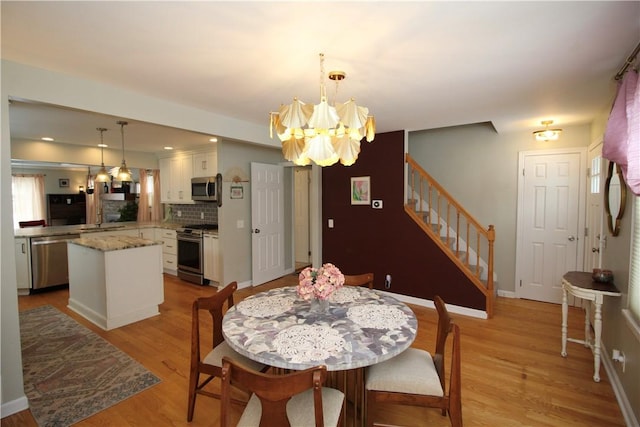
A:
116;121;132;182
94;127;111;183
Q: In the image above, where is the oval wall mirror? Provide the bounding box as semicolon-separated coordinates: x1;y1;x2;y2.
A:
604;161;627;236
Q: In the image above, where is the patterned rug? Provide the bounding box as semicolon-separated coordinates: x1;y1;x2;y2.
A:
19;305;161;426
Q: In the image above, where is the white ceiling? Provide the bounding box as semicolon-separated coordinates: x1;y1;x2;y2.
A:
2;1;639;153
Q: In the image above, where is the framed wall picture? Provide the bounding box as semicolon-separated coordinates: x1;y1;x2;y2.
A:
59;178;69;188
230;184;244;199
350;176;370;205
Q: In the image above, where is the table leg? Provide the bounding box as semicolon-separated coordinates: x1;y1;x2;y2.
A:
561;287;568;357
584;301;591;348
593;302;603;382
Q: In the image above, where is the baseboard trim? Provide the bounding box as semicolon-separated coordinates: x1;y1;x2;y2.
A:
1;395;29;418
497;289;516;298
600;342;639;427
378;290;488;319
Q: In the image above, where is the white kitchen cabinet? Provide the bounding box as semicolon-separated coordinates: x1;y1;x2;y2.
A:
15;237;31;294
192;151;217;178
159;154;193;204
203;233;220;283
158;229;177;275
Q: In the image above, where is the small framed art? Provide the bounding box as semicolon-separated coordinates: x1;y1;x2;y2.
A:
350;176;370;205
59;178;69;188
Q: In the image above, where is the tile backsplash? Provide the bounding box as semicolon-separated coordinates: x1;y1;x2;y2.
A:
165;203;218;224
101;200;218;224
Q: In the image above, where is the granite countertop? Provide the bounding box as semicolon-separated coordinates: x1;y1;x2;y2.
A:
69;235;162;252
14;221;182;238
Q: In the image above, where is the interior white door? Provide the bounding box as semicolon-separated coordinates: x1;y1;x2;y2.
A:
294;167;310;265
251;162;285;286
585;141;604;273
516;149;586;304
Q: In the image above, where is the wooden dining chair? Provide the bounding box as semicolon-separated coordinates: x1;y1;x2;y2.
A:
187;281;266;422
220;356;344;427
343;272;374;289
365;295;462;427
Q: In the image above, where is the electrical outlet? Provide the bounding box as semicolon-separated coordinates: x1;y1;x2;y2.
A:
384;274;392;289
612;349;626;372
177;210;182;217
200;212;204;219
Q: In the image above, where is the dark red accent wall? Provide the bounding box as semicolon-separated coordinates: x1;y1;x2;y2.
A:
322;131;486;311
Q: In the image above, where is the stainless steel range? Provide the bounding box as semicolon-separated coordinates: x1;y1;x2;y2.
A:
177;223;218;285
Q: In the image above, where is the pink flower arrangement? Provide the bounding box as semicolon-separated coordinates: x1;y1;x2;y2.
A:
297;263;345;301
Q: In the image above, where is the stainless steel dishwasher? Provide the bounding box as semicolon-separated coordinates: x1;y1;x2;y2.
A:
30;234;80;290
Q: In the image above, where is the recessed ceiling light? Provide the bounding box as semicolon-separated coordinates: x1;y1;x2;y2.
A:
164;146;173;150
98;143;108;148
41;137;54;141
209;137;218;143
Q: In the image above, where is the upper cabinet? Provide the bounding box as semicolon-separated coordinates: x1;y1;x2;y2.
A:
159;149;217;204
159;154;193;204
193;151;218;178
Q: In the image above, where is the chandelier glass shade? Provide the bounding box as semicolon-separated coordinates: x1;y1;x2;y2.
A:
116;121;132;182
533;120;562;142
270;53;375;166
94;127;111;183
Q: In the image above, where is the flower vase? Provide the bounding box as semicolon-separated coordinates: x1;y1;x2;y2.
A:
310;297;330;313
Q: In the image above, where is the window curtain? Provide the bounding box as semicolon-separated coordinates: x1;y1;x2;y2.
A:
151;169;162;221
12;174;46;228
138;169;150;222
137;169;162;222
603;69;640;195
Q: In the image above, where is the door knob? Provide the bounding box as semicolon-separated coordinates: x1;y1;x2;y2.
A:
253;229;261;234
592;247;600;253
568;235;576;241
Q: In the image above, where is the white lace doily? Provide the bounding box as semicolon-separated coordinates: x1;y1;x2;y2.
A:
347;305;409;330
273;324;347;363
236;295;295;317
328;286;361;304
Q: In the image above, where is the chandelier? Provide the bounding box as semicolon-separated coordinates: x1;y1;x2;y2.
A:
270;53;375;166
533;120;562;142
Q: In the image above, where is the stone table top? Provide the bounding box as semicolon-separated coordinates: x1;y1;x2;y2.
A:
222;286;417;371
69;235;161;252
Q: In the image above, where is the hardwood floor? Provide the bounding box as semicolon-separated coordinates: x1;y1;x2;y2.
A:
2;274;625;427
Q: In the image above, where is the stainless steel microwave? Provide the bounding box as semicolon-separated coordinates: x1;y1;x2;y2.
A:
191;176;218;202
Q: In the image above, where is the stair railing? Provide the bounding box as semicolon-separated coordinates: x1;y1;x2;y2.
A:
405;154;496;318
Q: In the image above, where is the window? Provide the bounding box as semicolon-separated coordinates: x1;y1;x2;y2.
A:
12;175;46;228
624;194;640;340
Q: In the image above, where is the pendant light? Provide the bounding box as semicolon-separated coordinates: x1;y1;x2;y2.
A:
94;127;111;183
116;120;132;182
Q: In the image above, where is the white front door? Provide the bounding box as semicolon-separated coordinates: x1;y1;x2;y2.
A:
585;141;604;272
516;148;586;304
251;162;285;286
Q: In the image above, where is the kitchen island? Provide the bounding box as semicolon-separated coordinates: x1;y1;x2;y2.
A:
67;235;164;330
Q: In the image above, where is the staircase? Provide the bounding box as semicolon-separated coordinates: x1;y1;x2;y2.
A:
405;154;496;318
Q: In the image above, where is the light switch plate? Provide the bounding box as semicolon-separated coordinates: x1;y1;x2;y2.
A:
372;200;383;209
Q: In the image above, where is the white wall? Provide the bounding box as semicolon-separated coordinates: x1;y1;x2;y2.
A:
217;140;283;287
1;59;277;415
408;122;591;293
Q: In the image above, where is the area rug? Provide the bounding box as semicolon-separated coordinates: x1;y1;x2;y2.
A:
19;305;161;426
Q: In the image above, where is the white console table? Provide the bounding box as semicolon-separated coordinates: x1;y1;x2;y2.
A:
561;271;621;382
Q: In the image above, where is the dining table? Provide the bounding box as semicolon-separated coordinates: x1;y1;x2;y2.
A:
222;285;418;424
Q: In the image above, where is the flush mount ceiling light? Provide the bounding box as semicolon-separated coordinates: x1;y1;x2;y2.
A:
94;127;111;183
533;120;562;142
116;120;132;182
269;53;375;167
